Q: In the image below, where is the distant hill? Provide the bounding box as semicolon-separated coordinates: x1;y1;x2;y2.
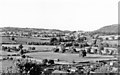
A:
1;27;71;34
1;24;119;35
92;24;120;35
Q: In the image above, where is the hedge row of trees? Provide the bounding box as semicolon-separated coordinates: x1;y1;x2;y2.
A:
27;36;87;46
2;44;23;52
2;45;36;53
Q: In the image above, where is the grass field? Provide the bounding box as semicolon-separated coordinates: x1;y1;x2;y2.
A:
0;60;17;73
1;44;117;73
1;36;50;44
25;52;116;63
2;44;56;51
0;44;56;73
2;44;117;63
103;40;118;45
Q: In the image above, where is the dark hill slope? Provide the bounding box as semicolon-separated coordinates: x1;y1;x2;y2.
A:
92;24;120;35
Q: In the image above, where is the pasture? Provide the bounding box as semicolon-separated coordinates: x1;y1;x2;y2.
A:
1;44;117;72
0;60;17;73
103;40;118;45
2;44;117;63
1;36;51;44
25;52;116;63
2;44;56;51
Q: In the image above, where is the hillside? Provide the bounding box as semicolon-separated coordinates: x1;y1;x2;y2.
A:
92;24;120;35
1;24;119;35
1;27;71;34
1;27;71;44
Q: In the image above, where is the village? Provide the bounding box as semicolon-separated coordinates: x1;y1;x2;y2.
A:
1;0;120;74
0;26;119;75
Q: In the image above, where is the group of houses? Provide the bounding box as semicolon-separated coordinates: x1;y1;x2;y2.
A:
98;35;120;40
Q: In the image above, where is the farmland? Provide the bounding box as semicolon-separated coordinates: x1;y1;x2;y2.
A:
25;52;116;63
1;36;51;44
2;44;55;51
102;40;118;45
0;25;119;74
0;60;17;73
1;44;117;64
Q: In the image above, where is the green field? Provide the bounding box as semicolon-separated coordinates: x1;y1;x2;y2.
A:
2;44;117;63
103;40;118;45
1;44;117;73
0;60;17;73
2;44;55;51
1;36;50;44
25;52;116;63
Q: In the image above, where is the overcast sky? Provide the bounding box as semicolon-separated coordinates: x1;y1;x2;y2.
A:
0;0;119;31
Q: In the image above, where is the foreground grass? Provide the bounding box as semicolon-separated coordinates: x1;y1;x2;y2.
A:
0;60;17;73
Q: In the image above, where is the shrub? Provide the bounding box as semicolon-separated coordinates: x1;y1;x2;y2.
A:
2;46;7;51
28;47;36;50
7;47;11;52
48;60;54;65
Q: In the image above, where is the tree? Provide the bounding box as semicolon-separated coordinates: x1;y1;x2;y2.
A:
48;60;54;65
2;46;7;51
58;37;64;42
11;36;15;41
20;49;24;55
70;36;75;42
93;39;97;45
7;47;11;52
50;37;58;45
19;44;23;50
32;47;35;50
86;47;91;54
105;49;109;55
42;59;48;65
105;37;109;40
103;43;109;47
29;47;36;50
94;34;99;39
79;50;86;57
53;48;59;52
118;37;120;40
12;46;17;51
111;36;115;40
98;43;104;54
77;37;84;43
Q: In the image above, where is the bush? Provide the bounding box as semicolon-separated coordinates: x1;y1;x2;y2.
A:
21;55;26;58
42;59;48;65
7;47;11;52
48;60;54;65
32;47;36;50
54;48;59;52
103;43;109;47
2;46;7;51
28;47;36;50
19;44;23;49
11;46;17;50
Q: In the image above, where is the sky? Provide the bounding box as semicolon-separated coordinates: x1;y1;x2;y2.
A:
0;0;119;31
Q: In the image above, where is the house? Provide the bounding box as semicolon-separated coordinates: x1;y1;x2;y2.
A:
52;70;68;75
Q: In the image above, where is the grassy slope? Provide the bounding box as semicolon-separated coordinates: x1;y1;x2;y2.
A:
92;24;119;34
1;36;51;44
